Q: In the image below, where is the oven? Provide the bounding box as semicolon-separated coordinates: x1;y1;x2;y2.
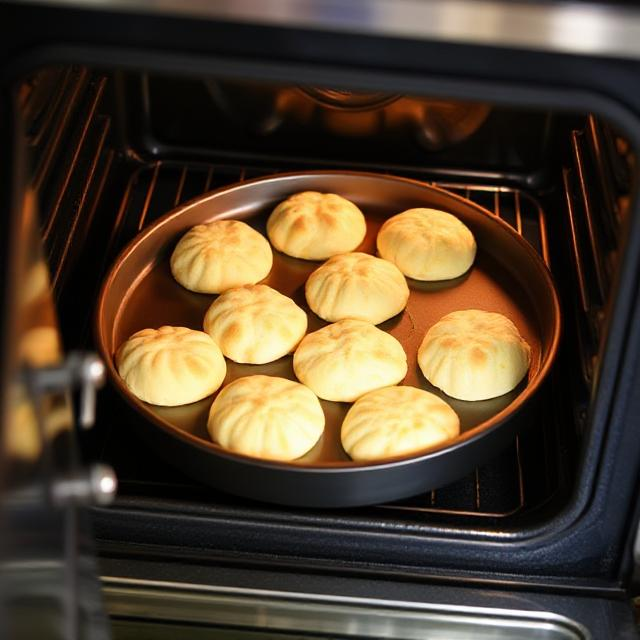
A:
2;2;640;638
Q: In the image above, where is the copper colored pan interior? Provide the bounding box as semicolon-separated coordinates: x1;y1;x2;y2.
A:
96;172;560;470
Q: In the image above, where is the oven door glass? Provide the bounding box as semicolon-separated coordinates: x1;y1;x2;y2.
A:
0;161;114;639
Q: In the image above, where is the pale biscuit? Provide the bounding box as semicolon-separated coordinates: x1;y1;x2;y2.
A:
305;252;409;324
376;208;476;280
341;386;460;461
418;309;531;401
116;326;226;406
6;384;75;463
208;375;325;461
267;191;366;260
293;319;407;402
6;389;75;462
203;285;307;364
170;220;272;293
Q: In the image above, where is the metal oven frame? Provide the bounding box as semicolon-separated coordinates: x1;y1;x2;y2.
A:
3;1;640;637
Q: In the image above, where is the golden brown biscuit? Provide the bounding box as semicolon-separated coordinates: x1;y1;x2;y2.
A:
305;252;409;324
116;326;226;406
203;285;307;364
170;220;272;293
267;191;366;260
293;319;407;402
377;208;476;280
208;375;325;461
341;386;460;461
418;309;531;401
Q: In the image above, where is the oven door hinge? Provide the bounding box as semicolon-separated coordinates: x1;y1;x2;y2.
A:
24;351;117;507
26;351;106;429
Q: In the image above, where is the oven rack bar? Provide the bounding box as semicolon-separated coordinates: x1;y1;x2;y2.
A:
562;116;626;392
31;68;117;295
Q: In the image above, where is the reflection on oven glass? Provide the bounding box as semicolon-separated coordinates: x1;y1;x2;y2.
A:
205;78;491;151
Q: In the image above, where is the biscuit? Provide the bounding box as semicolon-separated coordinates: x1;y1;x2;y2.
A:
293;319;407;402
203;285;307;364
305;252;409;324
170;220;272;293
418;309;531;401
208;375;325;461
116;326;226;406
341;386;460;461
267;191;366;260
377;208;476;280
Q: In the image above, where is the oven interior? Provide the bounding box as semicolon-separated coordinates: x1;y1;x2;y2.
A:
18;64;634;565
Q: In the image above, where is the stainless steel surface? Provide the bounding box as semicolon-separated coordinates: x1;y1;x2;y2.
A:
78;356;106;428
11;0;640;60
633;519;640;565
52;464;117;507
26;352;106;429
102;577;588;639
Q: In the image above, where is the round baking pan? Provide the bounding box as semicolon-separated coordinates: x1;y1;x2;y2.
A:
95;171;561;508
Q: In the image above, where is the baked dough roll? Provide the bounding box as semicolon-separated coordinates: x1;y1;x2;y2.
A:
170;220;272;293
208;375;325;461
305;252;409;324
116;326;226;406
293;319;407;402
203;284;307;364
377;208;476;281
267;191;366;260
418;309;531;401
341;386;460;461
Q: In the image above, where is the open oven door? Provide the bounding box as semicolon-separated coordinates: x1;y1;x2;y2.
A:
0;93;115;640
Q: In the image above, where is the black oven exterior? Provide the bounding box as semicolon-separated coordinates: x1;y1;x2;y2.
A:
2;2;640;638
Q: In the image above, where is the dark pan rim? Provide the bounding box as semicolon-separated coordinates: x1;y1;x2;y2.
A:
95;170;562;473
